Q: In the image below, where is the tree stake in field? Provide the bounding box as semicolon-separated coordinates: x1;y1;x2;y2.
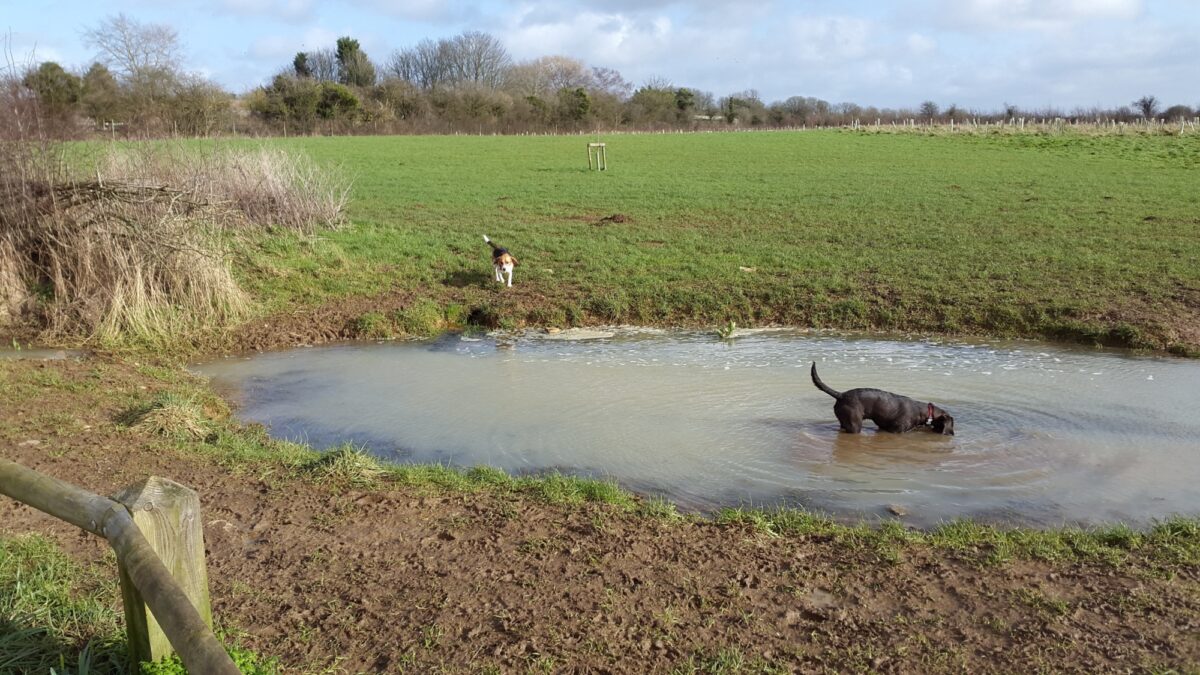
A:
588;142;607;171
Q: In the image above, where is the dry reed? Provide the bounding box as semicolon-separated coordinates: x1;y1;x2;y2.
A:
0;138;350;347
131;393;210;440
95;144;351;233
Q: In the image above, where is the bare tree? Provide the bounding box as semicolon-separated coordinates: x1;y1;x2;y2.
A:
836;101;863;117
780;96;816;121
1163;104;1194;121
543;56;595;92
505;56;593;99
590;66;631;99
446;31;510;89
307;49;339;82
918;100;939;119
502;60;545;98
384;49;414;83
642;75;673;91
387;39;452;90
1133;95;1159;119
693;90;717;116
82;14;181;83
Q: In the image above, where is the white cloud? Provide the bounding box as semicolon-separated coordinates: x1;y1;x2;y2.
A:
248;35;296;60
220;0;271;12
1;31;68;70
502;8;674;69
906;33;936;55
862;60;915;88
938;0;1144;32
349;0;474;23
248;27;339;60
218;0;314;22
785;16;872;62
918;15;1199;109
120;0;1194;110
471;1;1197;108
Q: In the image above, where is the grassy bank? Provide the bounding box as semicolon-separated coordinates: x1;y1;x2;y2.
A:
4;129;1198;354
229;129;1200;353
10;356;1198;568
4;357;1200;672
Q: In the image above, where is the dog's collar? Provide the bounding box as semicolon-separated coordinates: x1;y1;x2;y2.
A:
925;403;935;426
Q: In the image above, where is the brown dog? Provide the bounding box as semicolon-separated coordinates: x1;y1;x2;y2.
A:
811;362;954;435
483;235;517;287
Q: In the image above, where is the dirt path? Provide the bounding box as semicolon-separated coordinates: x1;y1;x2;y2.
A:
2;358;1198;673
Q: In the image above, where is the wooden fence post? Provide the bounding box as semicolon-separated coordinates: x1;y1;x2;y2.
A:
587;142;607;171
112;477;213;667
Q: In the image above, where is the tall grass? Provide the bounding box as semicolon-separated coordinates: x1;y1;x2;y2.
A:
0;135;350;348
96;144;350;233
0;237;23;326
0;145;250;348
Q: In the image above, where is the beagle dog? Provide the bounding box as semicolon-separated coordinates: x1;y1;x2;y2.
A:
483;235;517;287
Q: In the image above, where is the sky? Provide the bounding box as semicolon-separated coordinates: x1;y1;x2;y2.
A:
2;0;1198;111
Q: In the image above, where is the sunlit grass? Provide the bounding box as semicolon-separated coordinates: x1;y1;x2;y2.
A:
226;130;1199;352
0;535;126;673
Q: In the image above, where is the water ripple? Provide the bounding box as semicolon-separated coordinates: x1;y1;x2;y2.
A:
194;330;1200;527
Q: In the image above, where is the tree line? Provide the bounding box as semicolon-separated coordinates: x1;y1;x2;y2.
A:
7;13;1198;139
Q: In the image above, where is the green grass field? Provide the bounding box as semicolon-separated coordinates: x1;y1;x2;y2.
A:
233;130;1198;351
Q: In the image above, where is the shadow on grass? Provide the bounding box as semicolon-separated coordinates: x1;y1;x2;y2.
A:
442;269;492;289
0;617;126;674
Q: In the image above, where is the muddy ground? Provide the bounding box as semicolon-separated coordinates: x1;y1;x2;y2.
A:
2;357;1198;673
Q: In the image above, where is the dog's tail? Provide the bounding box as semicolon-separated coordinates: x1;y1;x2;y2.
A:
810;362;841;399
483;234;501;251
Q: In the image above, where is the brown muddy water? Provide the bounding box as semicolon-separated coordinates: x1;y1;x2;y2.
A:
193;329;1200;527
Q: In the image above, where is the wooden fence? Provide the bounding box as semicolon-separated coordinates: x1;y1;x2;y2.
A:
0;457;239;674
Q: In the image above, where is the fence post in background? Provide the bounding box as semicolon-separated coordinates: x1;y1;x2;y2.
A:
112;477;214;666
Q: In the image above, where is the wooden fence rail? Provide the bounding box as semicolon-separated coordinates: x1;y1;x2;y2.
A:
0;457;239;674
